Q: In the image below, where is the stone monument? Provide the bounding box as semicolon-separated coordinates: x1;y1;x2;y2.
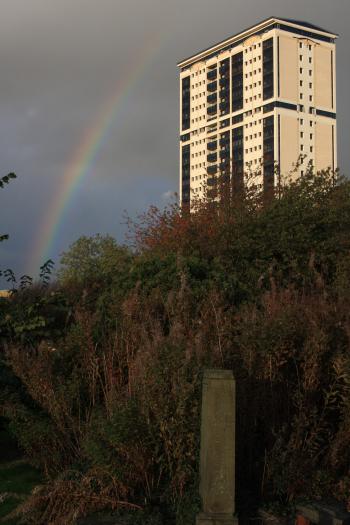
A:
196;369;238;525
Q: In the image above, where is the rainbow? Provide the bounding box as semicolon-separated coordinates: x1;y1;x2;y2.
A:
29;31;165;276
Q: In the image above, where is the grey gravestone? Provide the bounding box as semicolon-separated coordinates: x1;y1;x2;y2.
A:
196;369;238;525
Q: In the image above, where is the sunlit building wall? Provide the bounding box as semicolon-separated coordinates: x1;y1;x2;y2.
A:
178;17;337;205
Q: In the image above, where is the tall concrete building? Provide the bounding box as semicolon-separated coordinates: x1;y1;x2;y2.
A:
178;17;337;205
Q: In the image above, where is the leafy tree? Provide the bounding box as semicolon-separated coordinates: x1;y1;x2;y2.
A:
57;233;132;285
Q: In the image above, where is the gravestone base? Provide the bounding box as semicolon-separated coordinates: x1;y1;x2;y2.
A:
196;512;239;525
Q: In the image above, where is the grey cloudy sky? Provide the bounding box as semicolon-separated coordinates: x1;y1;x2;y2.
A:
0;0;349;282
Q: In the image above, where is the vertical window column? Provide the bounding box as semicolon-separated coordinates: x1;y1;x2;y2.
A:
181;144;191;205
263;38;274;100
232;126;244;192
219;58;230;116
219;131;230;182
263;115;274;194
181;76;191;131
231;52;243;112
207;65;218;119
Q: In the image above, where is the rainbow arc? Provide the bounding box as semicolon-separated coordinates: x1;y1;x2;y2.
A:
29;32;164;276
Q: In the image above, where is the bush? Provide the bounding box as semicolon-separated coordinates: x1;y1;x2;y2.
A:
2;169;350;522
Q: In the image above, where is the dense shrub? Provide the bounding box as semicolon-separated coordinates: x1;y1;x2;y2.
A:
1;168;350;523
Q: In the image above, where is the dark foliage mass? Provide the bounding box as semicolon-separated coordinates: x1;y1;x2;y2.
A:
1;168;350;524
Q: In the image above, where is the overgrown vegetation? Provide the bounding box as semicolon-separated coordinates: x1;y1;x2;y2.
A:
1;167;350;524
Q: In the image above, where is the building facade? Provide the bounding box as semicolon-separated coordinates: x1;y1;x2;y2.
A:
178;17;337;205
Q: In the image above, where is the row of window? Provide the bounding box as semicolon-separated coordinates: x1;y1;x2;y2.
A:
300;55;312;63
185;114;318;142
299;119;314;126
246;158;263;166
300;81;313;88
192;104;205;112
245;68;262;78
187;39;312;82
245;94;262;103
245;56;261;65
300;93;313;101
244;43;262;52
300;68;313;76
190;159;275;171
191;115;206;124
191;150;206;158
299;42;313;50
300;132;313;139
245;145;263;153
246;81;262;90
182;112;319;144
192;174;206;181
190;89;314;118
188;66;285;91
188;132;314;158
191;68;205;77
192;80;205;88
192;91;205;100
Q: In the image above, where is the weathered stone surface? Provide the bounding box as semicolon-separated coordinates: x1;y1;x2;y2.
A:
196;369;237;525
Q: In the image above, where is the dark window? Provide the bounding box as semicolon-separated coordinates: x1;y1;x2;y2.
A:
232;113;244;124
207;104;217;116
232;126;244;192
181;144;191;204
263;102;275;113
219;131;231;181
207;140;217;151
180;133;190;142
207;164;218;175
263;38;274;100
207;68;217;81
207;92;217;104
181;76;190;131
207;152;217;163
220;118;230;128
219;59;230;74
232;52;243;112
263;116;274;195
207;80;217;92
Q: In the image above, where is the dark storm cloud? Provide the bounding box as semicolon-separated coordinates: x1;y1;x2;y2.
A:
0;0;349;282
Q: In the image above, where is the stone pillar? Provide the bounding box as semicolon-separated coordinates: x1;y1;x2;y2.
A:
196;369;238;525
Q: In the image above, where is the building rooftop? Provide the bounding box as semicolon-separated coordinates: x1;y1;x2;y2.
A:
277;17;335;34
177;17;338;68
